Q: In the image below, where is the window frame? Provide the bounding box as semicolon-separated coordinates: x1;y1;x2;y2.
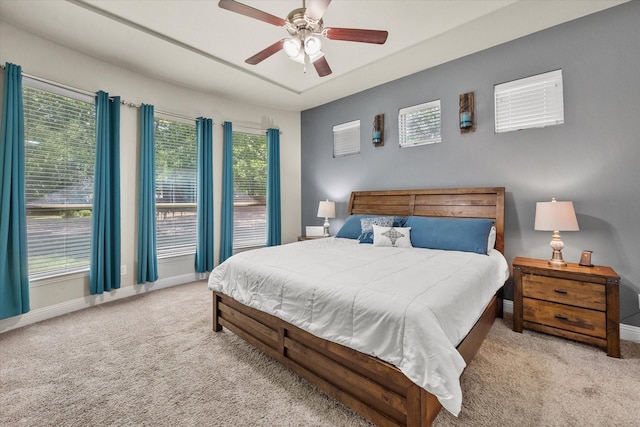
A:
22;77;96;282
494;69;564;133
232;129;267;252
333;120;361;157
153;113;198;259
398;99;442;148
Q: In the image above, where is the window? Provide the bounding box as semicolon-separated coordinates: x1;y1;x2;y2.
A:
154;117;197;257
494;69;564;133
398;100;441;147
23;80;96;279
233;130;267;250
333;120;360;157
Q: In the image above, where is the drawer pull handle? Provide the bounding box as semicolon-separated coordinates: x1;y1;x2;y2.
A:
555;314;569;321
554;289;568;294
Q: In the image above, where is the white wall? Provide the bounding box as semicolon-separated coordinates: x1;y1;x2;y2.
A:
0;23;301;319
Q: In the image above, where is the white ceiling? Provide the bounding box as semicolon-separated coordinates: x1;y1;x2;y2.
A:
0;0;627;111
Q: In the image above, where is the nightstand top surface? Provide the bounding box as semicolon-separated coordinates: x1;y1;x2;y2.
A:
513;256;619;280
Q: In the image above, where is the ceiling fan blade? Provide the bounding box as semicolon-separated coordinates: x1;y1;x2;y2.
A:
325;27;388;44
218;0;286;27
245;39;285;65
305;0;332;21
313;55;332;77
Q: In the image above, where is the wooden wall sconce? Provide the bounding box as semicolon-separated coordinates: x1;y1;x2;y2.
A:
373;113;384;147
459;92;475;134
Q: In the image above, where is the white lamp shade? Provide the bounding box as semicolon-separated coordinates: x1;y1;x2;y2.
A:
283;38;301;57
534;200;579;231
317;200;335;218
304;35;322;56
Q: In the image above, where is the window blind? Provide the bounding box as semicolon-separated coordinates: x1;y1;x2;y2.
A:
154;117;197;257
23;83;96;279
333;120;360;157
398;100;441;147
233;131;267;250
494;69;564;133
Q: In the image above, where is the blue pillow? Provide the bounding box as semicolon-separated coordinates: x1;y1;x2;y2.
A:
404;216;493;255
335;215;406;240
335;215;371;239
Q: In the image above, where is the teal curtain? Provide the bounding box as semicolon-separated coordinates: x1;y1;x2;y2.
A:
219;121;233;263
0;62;30;319
266;128;281;246
195;117;214;272
90;91;121;294
137;104;158;283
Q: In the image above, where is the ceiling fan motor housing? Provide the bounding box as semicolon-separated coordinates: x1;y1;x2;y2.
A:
286;8;324;37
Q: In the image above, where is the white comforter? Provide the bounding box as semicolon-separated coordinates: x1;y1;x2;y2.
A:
208;237;509;415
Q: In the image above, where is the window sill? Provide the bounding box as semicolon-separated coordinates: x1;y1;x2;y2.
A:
157;252;196;261
29;269;89;288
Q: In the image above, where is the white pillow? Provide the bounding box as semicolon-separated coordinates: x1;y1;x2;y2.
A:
372;225;412;248
487;226;496;252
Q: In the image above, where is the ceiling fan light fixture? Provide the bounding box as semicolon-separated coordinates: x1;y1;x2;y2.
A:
283;37;301;58
290;50;306;65
304;35;322;55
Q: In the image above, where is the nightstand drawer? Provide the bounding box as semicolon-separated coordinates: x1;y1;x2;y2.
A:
523;298;606;339
522;274;606;311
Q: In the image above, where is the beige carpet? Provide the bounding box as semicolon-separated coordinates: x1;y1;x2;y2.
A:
1;281;638;427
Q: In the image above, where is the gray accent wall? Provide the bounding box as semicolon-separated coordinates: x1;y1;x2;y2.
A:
301;2;640;326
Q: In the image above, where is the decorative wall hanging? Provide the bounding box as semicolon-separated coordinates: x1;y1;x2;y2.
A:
372;113;384;147
459;92;475;134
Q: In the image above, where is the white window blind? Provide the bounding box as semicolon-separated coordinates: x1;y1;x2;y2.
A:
23;81;96;279
233;130;267;250
333;120;360;157
154;117;197;257
494;69;564;133
398;100;441;147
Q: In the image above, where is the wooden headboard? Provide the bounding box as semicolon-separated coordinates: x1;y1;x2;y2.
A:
347;187;505;254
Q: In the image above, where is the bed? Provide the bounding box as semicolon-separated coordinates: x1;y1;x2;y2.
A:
209;187;507;426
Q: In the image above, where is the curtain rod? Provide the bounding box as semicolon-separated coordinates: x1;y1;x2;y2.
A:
1;63;95;98
1;64;202;123
120;100;198;123
221;123;282;134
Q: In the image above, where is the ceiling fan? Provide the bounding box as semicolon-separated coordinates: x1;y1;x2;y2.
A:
218;0;388;77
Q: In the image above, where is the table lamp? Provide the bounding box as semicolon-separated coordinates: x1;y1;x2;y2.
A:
534;198;579;267
317;200;335;237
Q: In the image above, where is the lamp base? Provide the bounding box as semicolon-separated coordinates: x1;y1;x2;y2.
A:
323;218;330;237
548;258;567;267
548;231;567;267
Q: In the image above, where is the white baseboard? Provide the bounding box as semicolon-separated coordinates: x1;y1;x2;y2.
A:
0;272;208;333
502;300;640;343
620;323;640;343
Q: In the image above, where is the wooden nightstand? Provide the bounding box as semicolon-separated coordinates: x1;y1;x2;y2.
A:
513;256;620;357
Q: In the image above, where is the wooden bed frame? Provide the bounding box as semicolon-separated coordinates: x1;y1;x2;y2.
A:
213;187;506;426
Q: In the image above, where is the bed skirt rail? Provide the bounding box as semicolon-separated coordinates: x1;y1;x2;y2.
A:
213;290;502;426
